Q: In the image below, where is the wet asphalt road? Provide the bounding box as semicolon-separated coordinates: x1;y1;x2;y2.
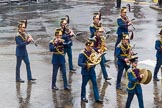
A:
0;0;162;108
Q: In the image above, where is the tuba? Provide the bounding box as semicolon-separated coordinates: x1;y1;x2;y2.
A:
139;69;152;84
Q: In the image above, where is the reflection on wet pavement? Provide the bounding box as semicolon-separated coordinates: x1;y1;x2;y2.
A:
0;0;162;108
153;81;162;107
16;82;34;108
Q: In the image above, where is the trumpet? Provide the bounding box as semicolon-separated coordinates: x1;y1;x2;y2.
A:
53;38;65;44
53;38;65;55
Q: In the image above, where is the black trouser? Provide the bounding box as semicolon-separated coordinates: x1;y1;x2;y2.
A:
159;0;162;8
116;0;121;8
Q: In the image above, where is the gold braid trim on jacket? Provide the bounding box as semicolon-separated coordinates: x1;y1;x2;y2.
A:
119;44;131;57
126;68;140;90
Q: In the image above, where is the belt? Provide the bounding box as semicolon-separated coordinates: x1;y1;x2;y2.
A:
53;52;64;55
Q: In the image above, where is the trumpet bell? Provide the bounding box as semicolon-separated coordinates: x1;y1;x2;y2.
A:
140;69;152;84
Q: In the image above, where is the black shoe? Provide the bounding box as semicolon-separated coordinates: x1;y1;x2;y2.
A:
16;79;25;83
104;63;110;68
52;86;59;90
115;6;120;9
28;78;36;82
29;78;36;81
95;99;103;104
105;59;110;63
116;87;122;90
64;87;71;91
70;69;76;72
105;77;112;81
81;98;88;103
154;78;160;81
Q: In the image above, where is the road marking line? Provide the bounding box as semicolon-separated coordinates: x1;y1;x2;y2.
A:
138;59;156;67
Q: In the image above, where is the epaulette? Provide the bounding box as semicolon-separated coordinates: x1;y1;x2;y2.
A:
49;40;53;43
90;23;94;27
127;69;132;73
88;37;96;42
16;32;20;37
117;16;122;19
80;49;84;53
117;42;122;48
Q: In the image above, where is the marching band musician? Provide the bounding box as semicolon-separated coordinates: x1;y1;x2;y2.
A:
15;20;36;83
89;12;101;38
153;29;162;81
93;27;112;81
126;56;144;108
78;41;103;104
115;7;132;50
115;33;132;90
49;28;70;91
60;17;76;72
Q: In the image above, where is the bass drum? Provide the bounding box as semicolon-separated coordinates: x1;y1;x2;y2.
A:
140;69;152;84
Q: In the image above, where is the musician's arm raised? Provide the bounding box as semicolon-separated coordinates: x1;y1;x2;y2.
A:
15;36;28;48
49;42;56;52
117;18;128;28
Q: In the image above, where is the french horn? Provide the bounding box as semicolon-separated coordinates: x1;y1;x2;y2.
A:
89;51;102;65
86;49;103;69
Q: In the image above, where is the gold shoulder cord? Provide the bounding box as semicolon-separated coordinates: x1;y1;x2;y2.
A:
159;39;162;44
126;68;140;90
120;44;131;57
81;49;91;60
120;16;129;23
92;23;100;30
17;32;27;42
81;49;95;61
50;39;64;55
56;46;64;55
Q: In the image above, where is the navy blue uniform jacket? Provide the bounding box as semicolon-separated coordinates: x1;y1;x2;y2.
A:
127;69;142;93
49;41;66;64
155;40;162;59
116;16;129;35
15;35;30;57
78;50;96;76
